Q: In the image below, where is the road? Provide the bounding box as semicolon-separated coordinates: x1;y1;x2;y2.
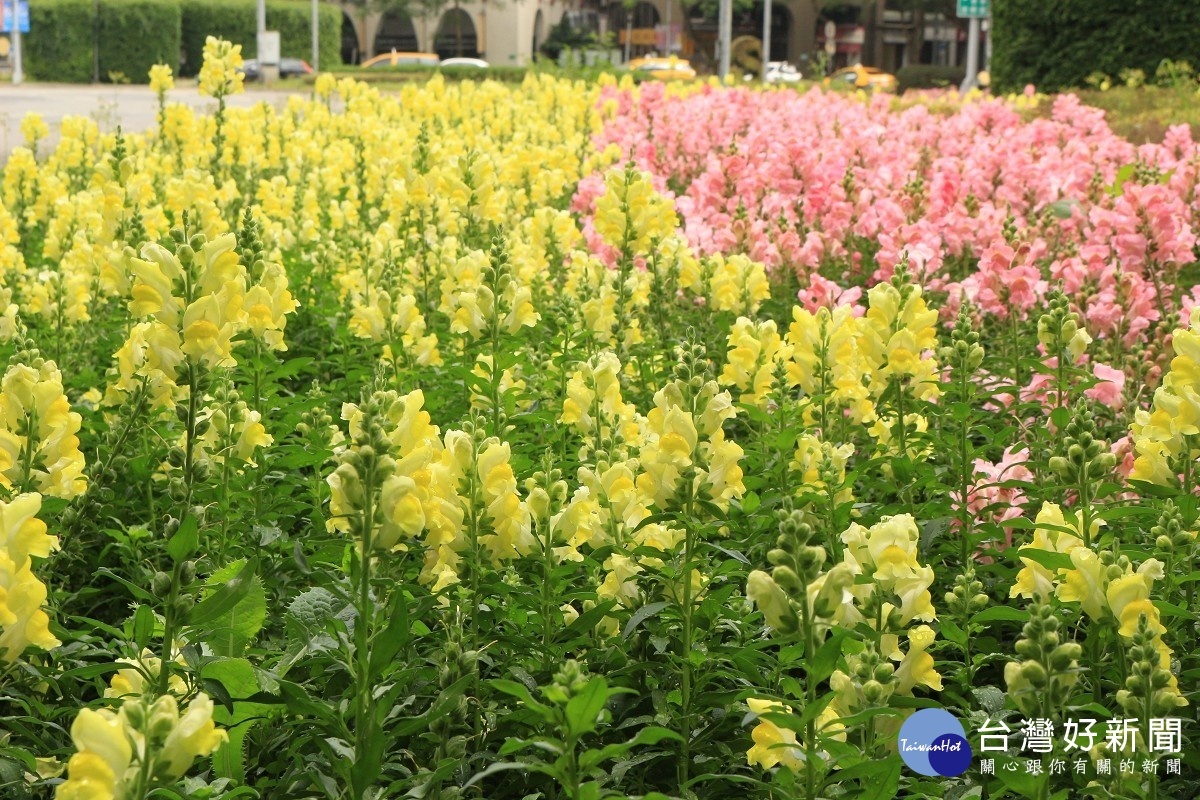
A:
0;82;301;160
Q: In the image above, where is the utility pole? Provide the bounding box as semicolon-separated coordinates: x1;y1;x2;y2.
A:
760;0;771;82
11;0;23;85
717;0;731;80
624;7;632;64
312;0;319;71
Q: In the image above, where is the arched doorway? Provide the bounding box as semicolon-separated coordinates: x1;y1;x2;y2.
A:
607;1;660;32
435;7;479;59
374;10;419;56
341;12;361;64
748;2;791;63
532;9;545;61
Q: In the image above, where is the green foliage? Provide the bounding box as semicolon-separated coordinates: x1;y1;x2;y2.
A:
896;64;965;93
98;0;182;84
23;0;97;84
24;0;180;84
179;0;341;76
992;0;1200;92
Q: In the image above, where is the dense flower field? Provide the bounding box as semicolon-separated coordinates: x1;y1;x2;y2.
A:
1;39;1199;800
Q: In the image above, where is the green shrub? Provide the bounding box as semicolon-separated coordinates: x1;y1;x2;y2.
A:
896;65;965;94
98;0;182;84
993;0;1200;92
24;0;96;83
180;0;340;76
24;0;180;83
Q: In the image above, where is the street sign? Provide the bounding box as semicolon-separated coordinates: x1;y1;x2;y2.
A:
1;0;30;34
956;0;989;18
823;20;836;56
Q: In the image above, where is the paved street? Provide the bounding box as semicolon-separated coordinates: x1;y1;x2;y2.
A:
0;82;301;160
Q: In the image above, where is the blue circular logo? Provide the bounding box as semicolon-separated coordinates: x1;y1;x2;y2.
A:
898;709;972;776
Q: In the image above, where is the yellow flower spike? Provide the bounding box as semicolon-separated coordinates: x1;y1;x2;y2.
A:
198;37;245;99
21;113;50;149
158;693;228;780
64;708;133;791
893;625;943;693
1010;502;1090;601
1055;548;1108;621
747;570;798;633
55;751;119;800
0;552;60;660
0;493;57;565
745;698;803;772
148;64;174;94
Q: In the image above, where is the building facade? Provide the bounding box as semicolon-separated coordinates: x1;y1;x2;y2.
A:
339;0;565;67
337;0;971;74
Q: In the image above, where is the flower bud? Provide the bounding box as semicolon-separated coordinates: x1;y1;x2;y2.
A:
152;571;173;597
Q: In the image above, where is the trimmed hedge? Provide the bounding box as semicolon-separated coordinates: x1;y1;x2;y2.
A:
993;0;1200;92
25;0;96;83
180;0;341;76
896;65;965;94
98;0;182;84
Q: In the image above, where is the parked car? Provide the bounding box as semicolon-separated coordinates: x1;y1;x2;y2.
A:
439;57;489;69
826;64;897;92
238;58;313;81
362;51;441;69
627;56;696;81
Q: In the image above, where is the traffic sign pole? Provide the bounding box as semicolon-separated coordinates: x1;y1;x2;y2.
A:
958;16;979;93
717;0;732;80
11;0;22;85
760;0;771;83
955;0;987;93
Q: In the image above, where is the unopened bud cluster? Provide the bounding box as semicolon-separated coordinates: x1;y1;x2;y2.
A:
1116;614;1185;721
1048;401;1116;484
944;569;989;617
1004;603;1082;717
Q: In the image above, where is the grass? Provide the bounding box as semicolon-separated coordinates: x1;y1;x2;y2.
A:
1064;85;1200;143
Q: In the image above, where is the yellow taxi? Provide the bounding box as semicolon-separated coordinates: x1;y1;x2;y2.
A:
362;51;441;68
826;64;898;92
627;56;696;81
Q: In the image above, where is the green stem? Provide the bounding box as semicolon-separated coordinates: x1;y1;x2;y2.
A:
801;582;817;800
678;491;696;790
352;457;376;800
157;558;183;696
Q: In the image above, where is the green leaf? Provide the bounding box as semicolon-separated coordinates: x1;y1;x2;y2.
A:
187;559;259;628
204;659;271;783
858;754;901;800
132;604;156;650
809;630;847;684
368;590;413;678
994;755;1043;797
491;678;551;716
972;606;1030;624
939;617;967;647
96;567;156;602
167;515;198;564
628;725;684;747
622;601;669;639
1010;548;1073;572
194;560;267;657
565;676;610;737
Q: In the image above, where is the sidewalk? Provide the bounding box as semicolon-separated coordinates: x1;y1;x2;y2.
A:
0;82;301;160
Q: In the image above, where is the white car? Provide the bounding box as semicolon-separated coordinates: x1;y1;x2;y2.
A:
764;62;802;83
440;57;489;69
